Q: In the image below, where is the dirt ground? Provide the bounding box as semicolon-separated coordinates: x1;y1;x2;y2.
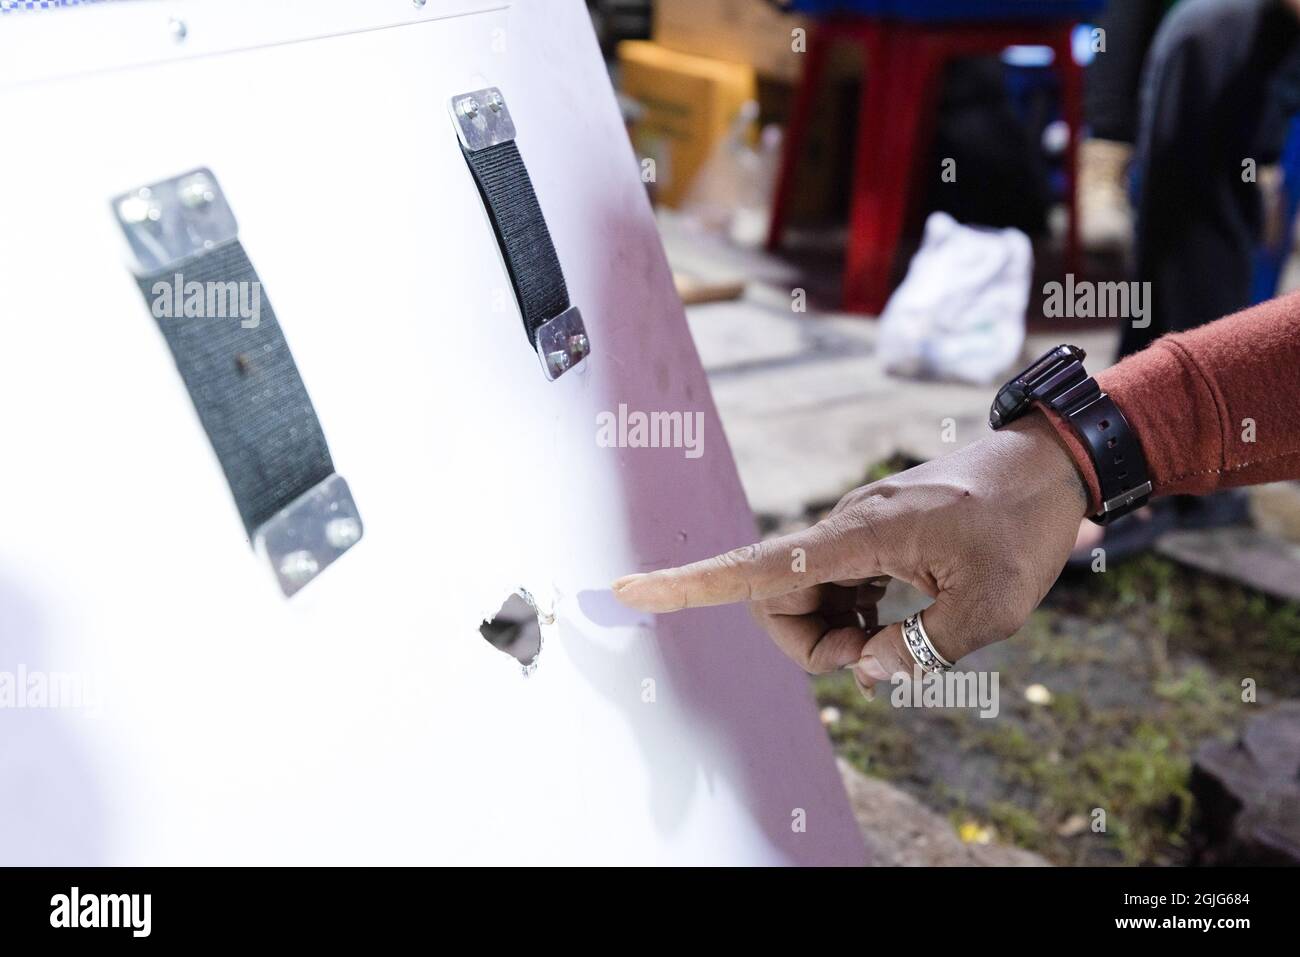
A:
813;554;1300;865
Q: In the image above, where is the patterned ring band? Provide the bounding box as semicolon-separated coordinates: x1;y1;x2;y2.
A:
902;612;954;675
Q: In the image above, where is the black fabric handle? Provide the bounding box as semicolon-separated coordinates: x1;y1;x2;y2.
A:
136;240;334;536
462;139;570;339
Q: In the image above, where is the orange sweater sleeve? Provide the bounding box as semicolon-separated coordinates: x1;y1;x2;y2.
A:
1039;290;1300;513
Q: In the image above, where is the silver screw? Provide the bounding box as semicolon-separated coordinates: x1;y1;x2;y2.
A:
279;550;320;586
547;351;571;376
169;18;187;43
567;333;590;357
117;194;158;226
487;90;504;112
459;97;479;119
325;517;362;550
178;175;215;209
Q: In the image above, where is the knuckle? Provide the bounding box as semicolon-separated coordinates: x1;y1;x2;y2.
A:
718;544;761;587
723;543;762;566
717;542;773;599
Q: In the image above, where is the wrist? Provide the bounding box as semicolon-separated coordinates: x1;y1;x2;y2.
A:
989;344;1152;524
1032;401;1102;515
1007;409;1092;520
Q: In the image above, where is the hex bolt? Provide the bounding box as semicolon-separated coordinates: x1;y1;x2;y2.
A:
324;517;362;550
279;550;320;586
568;333;590;357
547;350;571;375
178;176;215;209
117;193;159;226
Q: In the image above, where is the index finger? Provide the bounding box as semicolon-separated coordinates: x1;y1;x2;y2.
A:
611;519;878;613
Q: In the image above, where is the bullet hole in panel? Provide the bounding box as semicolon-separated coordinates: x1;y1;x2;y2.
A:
479;591;544;674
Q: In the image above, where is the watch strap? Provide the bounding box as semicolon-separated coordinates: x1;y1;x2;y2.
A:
1046;378;1152;524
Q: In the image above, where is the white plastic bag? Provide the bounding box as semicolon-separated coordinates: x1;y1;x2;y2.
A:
876;211;1032;385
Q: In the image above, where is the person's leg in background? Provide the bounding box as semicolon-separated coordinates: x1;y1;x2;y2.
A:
1251;39;1300;281
1070;0;1300;562
1080;0;1169;251
1123;0;1300;358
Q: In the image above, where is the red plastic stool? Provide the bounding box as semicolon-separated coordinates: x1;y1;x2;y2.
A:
767;16;1084;314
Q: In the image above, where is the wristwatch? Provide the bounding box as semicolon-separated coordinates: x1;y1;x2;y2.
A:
990;344;1152;525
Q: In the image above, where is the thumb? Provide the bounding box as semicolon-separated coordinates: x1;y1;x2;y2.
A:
611;518;881;613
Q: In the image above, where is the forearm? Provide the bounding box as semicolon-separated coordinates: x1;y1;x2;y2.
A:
1042;290;1300;511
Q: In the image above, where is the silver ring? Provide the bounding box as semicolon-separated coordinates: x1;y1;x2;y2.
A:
902;612;953;674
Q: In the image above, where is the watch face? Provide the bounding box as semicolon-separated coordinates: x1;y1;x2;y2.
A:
990;344;1084;429
1018;344;1085;387
995;387;1023;418
989;384;1025;428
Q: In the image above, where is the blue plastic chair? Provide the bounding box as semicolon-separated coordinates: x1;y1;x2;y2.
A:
1252;115;1300;302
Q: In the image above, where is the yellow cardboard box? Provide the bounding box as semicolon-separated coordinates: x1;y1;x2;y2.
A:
654;0;808;83
618;40;757;208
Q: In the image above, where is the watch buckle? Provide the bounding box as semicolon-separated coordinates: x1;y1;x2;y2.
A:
1101;481;1153;516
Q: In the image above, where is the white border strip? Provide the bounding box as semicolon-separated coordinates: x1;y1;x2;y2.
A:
0;0;508;90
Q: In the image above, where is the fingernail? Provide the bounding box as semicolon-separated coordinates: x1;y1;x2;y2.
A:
611;573;668;612
858;655;890;682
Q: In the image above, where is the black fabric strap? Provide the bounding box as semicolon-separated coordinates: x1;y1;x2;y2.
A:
462;140;570;339
136;240;335;537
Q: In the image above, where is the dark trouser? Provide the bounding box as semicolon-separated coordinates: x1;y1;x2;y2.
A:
1085;0;1169;143
1121;0;1300;359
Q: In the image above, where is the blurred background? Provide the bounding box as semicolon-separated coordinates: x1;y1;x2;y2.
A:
587;0;1300;866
